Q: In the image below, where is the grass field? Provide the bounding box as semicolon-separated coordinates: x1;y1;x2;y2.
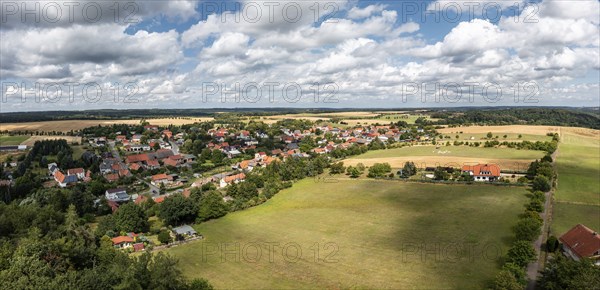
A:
551;128;600;236
20;136;82;146
439;133;552;142
1;117;213;132
345;146;545;171
165;179;527;289
551;203;600;236
0;135;30;145
438;125;562;136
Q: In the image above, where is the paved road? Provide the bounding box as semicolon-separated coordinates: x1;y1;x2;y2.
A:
169;140;179;154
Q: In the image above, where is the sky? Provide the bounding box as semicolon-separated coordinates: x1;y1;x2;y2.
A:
0;0;599;112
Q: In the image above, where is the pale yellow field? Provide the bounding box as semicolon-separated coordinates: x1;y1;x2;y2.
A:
438;125;561;135
344;156;533;171
0;117;213;132
21;136;82;146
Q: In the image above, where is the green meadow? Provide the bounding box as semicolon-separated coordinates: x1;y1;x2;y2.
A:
165;179;527;289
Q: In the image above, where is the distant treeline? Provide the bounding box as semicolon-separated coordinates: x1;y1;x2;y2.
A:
430;108;600;129
2;107;599;129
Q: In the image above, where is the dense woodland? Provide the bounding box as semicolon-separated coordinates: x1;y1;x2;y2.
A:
2;108;599;129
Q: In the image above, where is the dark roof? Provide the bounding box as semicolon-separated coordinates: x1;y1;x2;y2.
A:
106;188;127;194
559;224;600;259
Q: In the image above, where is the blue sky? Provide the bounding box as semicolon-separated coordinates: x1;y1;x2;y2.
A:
1;0;598;112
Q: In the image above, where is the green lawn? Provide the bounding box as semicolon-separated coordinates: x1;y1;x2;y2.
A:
351;146;545;160
0;135;30;145
551;130;600;235
551;203;600;236
554;133;600;205
164;179;527;289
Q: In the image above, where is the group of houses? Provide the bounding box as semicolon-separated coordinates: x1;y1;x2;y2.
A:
48;163;91;187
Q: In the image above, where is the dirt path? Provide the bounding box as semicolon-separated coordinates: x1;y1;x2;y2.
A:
526;147;559;289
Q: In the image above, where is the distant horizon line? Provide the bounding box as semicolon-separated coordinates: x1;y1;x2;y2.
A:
1;105;599;114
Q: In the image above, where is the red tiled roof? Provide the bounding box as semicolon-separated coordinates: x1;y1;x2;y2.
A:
559;224;600;259
111;235;134;245
126;154;149;163
152;173;172;181
134;195;149;205
146;160;160;167
67;168;84;175
133;243;145;252
54;171;66;183
461;164;500;177
119;169;131;177
129;163;141;171
154;196;166;203
223;173;246;183
105;173;119;182
163;158;179;167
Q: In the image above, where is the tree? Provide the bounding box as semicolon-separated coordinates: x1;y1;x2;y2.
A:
538;254;600;289
158;194;198;226
526;199;544;213
197;191;229;222
491;270;522;290
532;175;551;192
433;167;450;180
367;163;392;178
506;240;536;267
347;166;360;178
329;162;345;174
114;202;149;233
514;217;542;241
158;230;172;245
401;161;417;178
487;132;493;138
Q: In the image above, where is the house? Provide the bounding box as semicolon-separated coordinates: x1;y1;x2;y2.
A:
126;153;150;164
132;134;143;143
163;158;179;167
461;164;501;182
219;173;246;188
48;163;59;175
105;173;120;183
162;130;173;139
105;188;130;202
54;171;78;187
67;168;85;179
145;159;160;169
151;173;173;186
111;236;134;249
172;225;198;239
144;125;158;131
559;224;600;265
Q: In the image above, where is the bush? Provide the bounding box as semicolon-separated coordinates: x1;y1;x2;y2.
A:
506;240;537;267
526;199;544;213
532;175;551;192
514;217;542;241
546;236;559;252
367;163;392;178
158;230;172;245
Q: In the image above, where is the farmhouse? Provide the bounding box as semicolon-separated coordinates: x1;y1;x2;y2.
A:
559;224;600;265
112;236;134;248
151;173;173;186
461;164;501;182
220;173;246;188
53;171;78;187
67;168;85;179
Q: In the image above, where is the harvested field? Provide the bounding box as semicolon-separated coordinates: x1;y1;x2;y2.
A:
0;117;213;132
344;156;534;171
21;136;82;146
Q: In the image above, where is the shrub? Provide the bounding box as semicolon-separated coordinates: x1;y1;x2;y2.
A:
506;240;537;267
158;230;172;245
514;217;542;241
546;236;559;252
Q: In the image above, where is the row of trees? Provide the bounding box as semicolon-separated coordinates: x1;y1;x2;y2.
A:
492;151;557;289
